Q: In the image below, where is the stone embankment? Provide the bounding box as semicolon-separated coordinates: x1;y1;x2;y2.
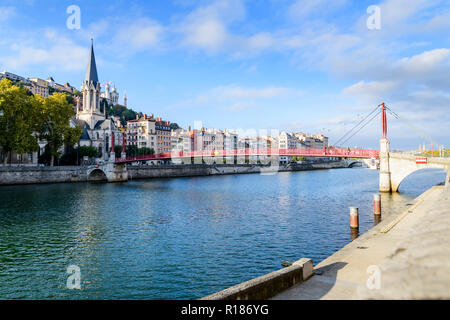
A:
0;166;87;185
0;160;350;186
127;161;349;180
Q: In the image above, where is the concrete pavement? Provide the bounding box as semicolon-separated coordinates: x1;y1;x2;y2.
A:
272;184;450;300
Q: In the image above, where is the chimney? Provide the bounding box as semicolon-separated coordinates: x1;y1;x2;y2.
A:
136;114;139;120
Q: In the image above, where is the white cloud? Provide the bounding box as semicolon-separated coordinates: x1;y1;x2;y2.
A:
76;19;111;41
288;0;348;20
181;17;228;52
177;84;305;114
115;18;164;52
212;85;299;100
338;47;450;146
342;48;450;103
0;30;89;72
224;101;256;112
244;32;275;52
0;6;16;22
395;48;450;83
176;0;245;53
343;80;405;100
378;0;440;29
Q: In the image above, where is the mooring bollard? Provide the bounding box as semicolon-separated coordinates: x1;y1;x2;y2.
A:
373;194;381;216
350;207;359;230
281;260;293;268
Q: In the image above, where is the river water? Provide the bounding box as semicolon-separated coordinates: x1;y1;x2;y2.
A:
0;167;446;299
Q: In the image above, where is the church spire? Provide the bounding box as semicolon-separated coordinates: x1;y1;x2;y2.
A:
85;39;99;86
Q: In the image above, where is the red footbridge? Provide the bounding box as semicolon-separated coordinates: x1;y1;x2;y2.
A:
115;147;380;164
99;102;450;193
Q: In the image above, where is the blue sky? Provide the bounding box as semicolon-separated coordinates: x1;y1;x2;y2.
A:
0;0;449;149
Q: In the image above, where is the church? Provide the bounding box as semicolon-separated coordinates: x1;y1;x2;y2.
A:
74;40;125;160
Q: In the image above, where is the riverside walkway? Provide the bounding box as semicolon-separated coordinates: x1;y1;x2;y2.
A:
272;182;450;300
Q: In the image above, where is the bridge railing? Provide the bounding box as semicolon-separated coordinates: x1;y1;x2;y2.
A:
391;150;450;158
115;148;380;163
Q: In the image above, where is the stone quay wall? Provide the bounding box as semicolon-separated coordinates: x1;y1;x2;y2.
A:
127;161;348;179
0;160;349;186
0;166;88;185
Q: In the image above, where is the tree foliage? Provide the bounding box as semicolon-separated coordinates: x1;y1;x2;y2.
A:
78;145;100;158
0;79;39;165
35;93;82;166
125;145;155;157
108;104;142;127
126;145;138;157
290;156;306;162
138;147;155;156
114;145;124;158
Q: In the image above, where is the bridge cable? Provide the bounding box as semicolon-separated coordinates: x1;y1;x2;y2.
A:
385;106;439;150
338;109;382;147
332;104;381;147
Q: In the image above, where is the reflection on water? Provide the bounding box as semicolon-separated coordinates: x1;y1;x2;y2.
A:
374;214;382;225
0;167;446;299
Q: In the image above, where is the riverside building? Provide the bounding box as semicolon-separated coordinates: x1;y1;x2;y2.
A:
126;114;156;149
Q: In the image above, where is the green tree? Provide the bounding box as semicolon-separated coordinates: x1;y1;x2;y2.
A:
59;147;78;166
126;145;138;157
35;93;82;166
290;156;306;162
108;104;143;127
64;93;75;106
78;146;100;158
137;147;155;156
0;79;39;165
125;145;155;157
114;145;124;158
72;89;82;97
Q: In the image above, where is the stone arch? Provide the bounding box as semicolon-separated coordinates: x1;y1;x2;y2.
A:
392;167;447;192
88;168;107;181
389;155;448;192
347;160;361;168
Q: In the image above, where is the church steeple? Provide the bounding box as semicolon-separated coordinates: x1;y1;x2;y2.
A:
85;39;99;86
77;39;104;129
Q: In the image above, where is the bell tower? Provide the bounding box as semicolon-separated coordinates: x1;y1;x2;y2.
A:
77;39;105;128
